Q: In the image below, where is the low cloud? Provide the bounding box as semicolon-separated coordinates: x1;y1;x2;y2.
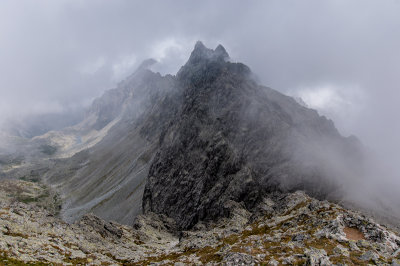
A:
292;84;366;136
112;54;137;81
78;57;106;75
149;37;196;75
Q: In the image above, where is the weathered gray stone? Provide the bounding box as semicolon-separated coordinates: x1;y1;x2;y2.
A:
359;250;379;261
305;247;331;266
69;249;86;260
268;258;279;265
222;252;256;265
357;239;371;248
333;244;350;257
392;258;400;266
349;241;360;251
292;233;310;242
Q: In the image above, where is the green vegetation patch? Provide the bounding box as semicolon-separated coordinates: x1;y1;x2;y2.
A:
0;251;48;266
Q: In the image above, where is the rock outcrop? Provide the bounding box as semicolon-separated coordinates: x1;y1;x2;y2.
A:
1;179;399;265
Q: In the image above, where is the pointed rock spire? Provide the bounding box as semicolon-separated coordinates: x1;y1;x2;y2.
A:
177;41;237;84
215;44;229;59
187;41;213;64
185;41;230;67
194;41;207;51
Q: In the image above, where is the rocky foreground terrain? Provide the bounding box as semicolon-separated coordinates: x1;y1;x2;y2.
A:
1;179;399;265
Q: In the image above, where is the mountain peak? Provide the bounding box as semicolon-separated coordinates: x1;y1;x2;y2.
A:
187;41;230;65
194;40;207;51
177;41;236;85
215;44;229;59
136;58;157;71
191;41;229;59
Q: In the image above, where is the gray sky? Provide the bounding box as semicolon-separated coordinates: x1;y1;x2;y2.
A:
1;0;400;172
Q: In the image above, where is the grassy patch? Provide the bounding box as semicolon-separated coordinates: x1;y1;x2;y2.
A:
283;200;311;216
16;189;49;204
17;196;39;204
293;258;307;265
104;252;131;264
197;246;223;264
241;222;271;238
136;243;226;265
0;251;48;266
63;256;90;265
20;176;40;183
223;234;239;245
305;237;336;255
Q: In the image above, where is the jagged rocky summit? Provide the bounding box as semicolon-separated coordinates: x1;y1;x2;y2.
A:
142;41;362;230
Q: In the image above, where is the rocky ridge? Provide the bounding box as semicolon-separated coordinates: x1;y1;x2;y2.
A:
143;41;363;230
1;179;400;265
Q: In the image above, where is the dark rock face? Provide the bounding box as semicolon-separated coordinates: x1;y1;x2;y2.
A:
142;42;363;230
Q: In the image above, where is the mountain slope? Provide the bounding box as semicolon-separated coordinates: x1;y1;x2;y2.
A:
142;41;363;230
40;67;179;224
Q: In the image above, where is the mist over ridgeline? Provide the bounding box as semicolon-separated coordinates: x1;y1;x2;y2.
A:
0;42;399;264
1;1;400;264
0;41;397;225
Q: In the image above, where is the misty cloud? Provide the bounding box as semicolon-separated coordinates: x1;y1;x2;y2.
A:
292;83;367;135
0;0;399;182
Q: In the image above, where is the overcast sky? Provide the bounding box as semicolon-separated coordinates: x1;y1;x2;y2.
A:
1;0;400;169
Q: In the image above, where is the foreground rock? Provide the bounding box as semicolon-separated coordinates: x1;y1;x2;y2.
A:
1;180;399;265
0;180;178;265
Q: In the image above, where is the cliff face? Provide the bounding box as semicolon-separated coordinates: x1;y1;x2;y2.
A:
142;42;363;230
